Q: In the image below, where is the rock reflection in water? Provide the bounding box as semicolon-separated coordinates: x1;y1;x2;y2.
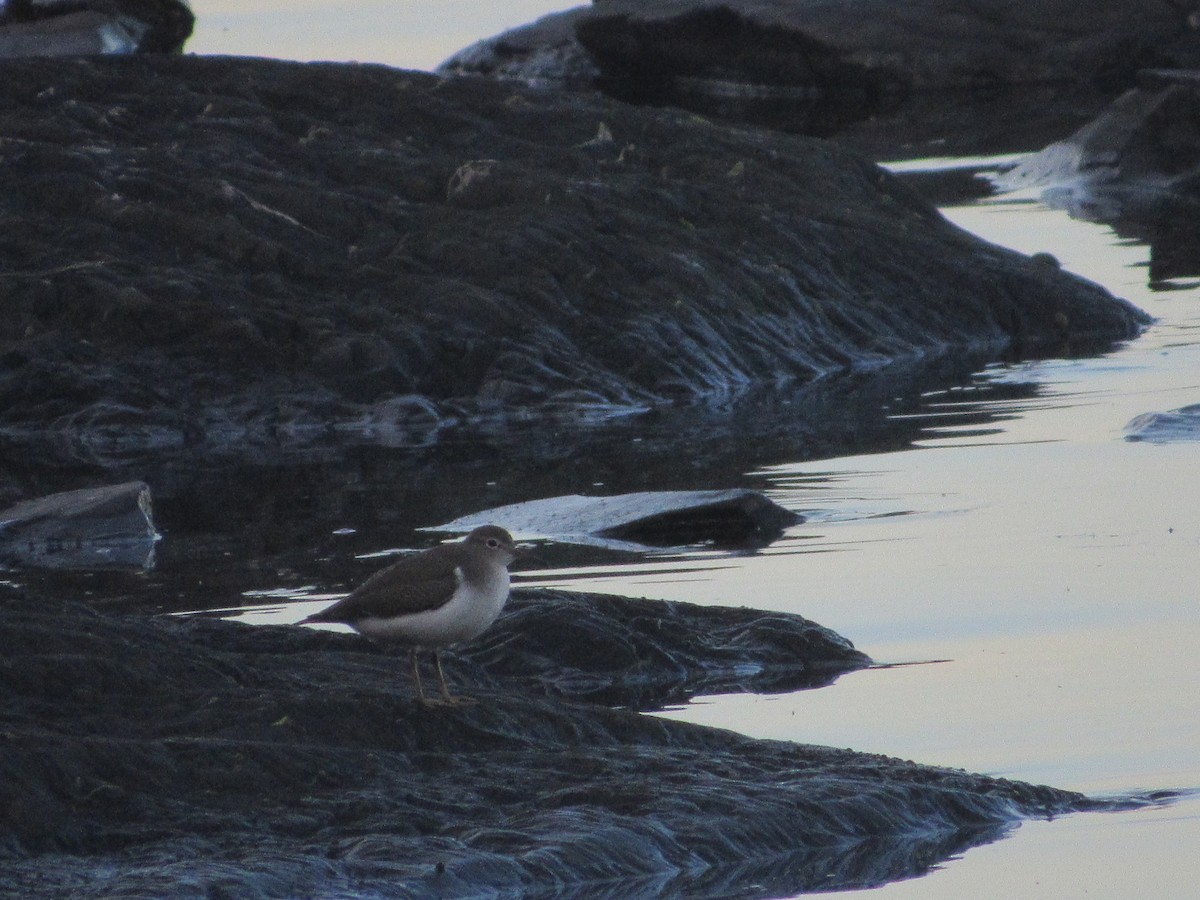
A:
0;351;1077;618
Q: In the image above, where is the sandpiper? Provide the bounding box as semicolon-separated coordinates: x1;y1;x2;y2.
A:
301;525;520;706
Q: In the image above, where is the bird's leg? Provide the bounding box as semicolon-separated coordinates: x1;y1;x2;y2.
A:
409;647;432;706
434;650;476;706
434;650;454;703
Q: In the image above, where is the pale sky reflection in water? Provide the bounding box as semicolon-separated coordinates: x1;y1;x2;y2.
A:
187;1;580;71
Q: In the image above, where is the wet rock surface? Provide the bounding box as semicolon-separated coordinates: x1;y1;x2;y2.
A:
470;588;869;706
0;55;1148;468
0;588;1124;897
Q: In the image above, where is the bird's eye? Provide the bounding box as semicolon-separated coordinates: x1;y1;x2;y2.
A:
487;538;499;548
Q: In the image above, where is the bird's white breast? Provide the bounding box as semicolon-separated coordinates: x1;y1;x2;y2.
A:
353;565;510;647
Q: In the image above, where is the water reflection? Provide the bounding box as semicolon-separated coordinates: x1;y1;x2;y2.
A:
1;346;1106;620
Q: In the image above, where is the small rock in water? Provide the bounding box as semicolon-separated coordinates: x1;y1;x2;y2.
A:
0;480;160;570
1125;403;1200;443
430;488;801;549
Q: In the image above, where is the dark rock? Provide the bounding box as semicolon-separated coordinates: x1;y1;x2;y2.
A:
0;55;1148;466
444;7;601;86
440;1;1200;154
469;588;869;707
0;480;159;569
433;488;800;549
991;71;1200;282
0;589;1138;897
574;4;893;135
445;0;1200;91
993;72;1200;218
0;0;193;58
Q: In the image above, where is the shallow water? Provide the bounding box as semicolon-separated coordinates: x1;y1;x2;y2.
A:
25;5;1200;896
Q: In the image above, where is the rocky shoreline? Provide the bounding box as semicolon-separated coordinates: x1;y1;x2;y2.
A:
0;587;1142;898
0;55;1147;468
0;8;1183;895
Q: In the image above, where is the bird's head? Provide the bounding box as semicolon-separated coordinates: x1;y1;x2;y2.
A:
463;525;543;569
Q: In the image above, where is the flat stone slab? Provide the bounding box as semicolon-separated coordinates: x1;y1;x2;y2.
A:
431;488;800;549
0;480;159;569
0;588;1147;898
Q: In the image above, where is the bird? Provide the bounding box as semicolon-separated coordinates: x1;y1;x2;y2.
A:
301;525;521;706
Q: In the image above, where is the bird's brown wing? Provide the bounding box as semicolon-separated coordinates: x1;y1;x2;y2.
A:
302;546;460;624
